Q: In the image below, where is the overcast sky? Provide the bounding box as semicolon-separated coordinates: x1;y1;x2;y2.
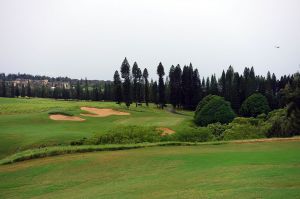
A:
0;0;299;80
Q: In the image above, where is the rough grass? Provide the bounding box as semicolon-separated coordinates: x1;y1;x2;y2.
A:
0;97;192;159
0;141;300;198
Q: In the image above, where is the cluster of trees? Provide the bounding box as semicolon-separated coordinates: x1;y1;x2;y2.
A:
113;58;297;112
0;75;114;101
0;57;297;116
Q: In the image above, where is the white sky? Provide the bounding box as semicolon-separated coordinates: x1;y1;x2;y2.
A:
0;0;300;80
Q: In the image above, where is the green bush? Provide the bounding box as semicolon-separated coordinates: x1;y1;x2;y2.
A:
90;126;161;144
194;95;236;126
265;108;300;137
207;122;228;140
176;127;213;142
240;93;270;117
223;117;267;140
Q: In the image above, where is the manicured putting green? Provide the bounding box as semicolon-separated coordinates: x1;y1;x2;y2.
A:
1;141;300;199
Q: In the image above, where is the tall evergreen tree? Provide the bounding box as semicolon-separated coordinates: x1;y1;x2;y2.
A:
225;66;234;102
143;68;149;106
157;62;165;108
210;74;218;95
181;64;193;109
220;70;226;97
151;81;158;105
169;65;176;109
174;64;182;108
120;57;131;108
191;69;202;109
132;62;140;106
113;70;122;104
231;72;241;112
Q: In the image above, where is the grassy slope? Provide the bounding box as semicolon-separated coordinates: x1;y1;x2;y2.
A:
0;97;193;158
0;141;300;199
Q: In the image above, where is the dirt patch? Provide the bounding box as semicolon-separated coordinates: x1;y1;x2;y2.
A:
80;107;130;117
49;114;85;121
157;127;175;136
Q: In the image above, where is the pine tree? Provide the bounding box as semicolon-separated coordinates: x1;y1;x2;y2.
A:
143;68;149;106
174;64;182;108
169;65;176;108
157;62;165;109
120;58;131;108
220;70;226;97
151;81;158;105
132;62;139;106
231;72;241;112
191;69;202;109
113;70;122;104
181;64;193;109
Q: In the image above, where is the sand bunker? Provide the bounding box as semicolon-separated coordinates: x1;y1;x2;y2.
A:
49;114;85;121
157;127;175;136
80;107;130;117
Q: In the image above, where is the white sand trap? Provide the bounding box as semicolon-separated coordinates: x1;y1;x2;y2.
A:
157;127;175;136
80;107;130;117
49;114;85;121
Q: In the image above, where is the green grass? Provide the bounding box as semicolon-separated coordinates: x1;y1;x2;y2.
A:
0;141;300;198
0;97;193;159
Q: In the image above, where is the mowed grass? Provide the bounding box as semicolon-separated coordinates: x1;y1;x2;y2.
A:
0;97;193;159
0;141;300;199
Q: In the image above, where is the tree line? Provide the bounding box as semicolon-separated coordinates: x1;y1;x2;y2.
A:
113;58;296;112
0;57;297;114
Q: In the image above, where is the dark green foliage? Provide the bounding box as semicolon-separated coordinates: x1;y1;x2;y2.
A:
176;127;213;142
284;73;300;131
194;95;236;126
113;70;122;104
157;62;165;108
121;58;131;107
92;126;161;144
143;68;149;106
151;81;158;105
223;117;266;140
207;122;227;140
240;93;270;117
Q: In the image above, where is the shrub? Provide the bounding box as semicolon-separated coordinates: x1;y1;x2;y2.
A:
240;93;270;117
265;108;300;137
223;117;267;140
91;126;161;144
194;95;236;126
176;127;213;142
207;122;228;140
